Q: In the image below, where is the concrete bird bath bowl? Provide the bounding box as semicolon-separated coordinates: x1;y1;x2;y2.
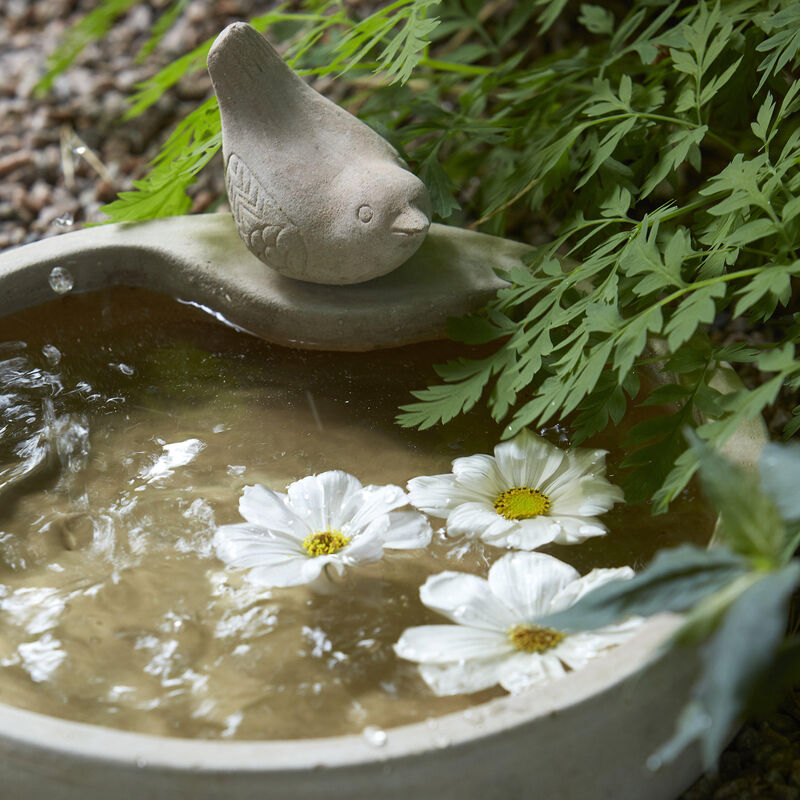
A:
0;213;766;800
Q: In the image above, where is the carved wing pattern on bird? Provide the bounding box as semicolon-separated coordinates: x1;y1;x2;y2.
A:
225;153;307;274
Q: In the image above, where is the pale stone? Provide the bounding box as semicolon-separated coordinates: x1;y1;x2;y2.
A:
0;214;524;350
207;23;432;285
0;213;767;800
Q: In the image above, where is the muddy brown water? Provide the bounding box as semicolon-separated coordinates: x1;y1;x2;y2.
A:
0;287;715;740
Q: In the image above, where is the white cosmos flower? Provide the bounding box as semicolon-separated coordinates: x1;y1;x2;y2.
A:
406;428;624;550
214;471;432;589
394;551;641;695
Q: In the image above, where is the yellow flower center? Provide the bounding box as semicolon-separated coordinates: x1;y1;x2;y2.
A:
507;623;565;654
302;528;350;557
493;486;551;520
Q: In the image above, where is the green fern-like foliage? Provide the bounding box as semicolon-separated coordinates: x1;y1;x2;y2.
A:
40;0;800;510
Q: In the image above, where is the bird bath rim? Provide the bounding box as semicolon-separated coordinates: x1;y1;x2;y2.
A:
0;215;768;799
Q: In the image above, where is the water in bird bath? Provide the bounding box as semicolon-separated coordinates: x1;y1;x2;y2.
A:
0;287;715;740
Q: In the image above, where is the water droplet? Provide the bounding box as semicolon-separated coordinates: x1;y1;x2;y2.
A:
42;344;61;366
433;734;450;749
110;362;134;376
362;725;387;747
55;213;74;227
135;756;147;768
72;145;87;155
48;266;74;294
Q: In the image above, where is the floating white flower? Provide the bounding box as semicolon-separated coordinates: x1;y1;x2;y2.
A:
394;551;641;695
406;428;624;550
214;471;432;588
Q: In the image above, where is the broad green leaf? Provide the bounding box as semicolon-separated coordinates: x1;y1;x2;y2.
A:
578;4;614;35
542;544;750;632
420;150;460;219
101;98;221;222
35;0;140;94
670;48;698;77
638;382;692;407
613;306;663;377
782;196;800;223
619;226;686;296
734;265;795;318
725;218;779;247
641;127;707;197
654;563;800;769
757;342;796;373
600;186;632;218
751;93;775;143
576;117;636;188
699;56;742;106
397;354;497;429
664;283;726;351
759;441;800;525
756;6;800;91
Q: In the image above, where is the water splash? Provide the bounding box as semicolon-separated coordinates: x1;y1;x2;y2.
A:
137;439;206;486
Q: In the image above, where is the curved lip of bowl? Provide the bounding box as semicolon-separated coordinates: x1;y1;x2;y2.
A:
0;216;767;775
0;615;680;772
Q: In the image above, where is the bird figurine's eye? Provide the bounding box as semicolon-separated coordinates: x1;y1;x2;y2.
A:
357;205;374;223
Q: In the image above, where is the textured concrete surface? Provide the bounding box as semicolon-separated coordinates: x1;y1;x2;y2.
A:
0;215;768;799
0;213;523;350
208;23;431;285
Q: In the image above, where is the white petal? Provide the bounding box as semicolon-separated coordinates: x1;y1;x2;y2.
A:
540;448;610;496
245;555;325;588
488;552;579;619
418;657;507;696
286;471;362;530
501;516;563;550
341;528;385;565
549;566;634;613
420;572;516;631
450;454;505;500
341;483;408;533
394;625;511;664
446;502;515;541
548;514;608;545
549;477;623;516
379;510;433;549
406;474;474;518
238;484;308;536
497;651;568;693
494;429;566;490
214;523;305;567
553;620;642;670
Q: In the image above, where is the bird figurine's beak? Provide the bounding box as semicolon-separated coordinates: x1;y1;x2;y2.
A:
392;206;430;237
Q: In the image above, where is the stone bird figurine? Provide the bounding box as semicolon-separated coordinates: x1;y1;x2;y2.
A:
207;22;432;285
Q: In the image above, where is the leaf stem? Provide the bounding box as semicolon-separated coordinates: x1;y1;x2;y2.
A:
421;57;493;75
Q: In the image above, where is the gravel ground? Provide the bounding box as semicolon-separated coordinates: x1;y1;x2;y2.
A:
0;1;797;798
0;0;233;250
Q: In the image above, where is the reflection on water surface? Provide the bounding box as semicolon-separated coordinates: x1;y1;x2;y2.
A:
0;288;714;739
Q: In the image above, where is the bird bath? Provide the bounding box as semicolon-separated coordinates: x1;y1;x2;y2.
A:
0;212;766;799
0;18;770;799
